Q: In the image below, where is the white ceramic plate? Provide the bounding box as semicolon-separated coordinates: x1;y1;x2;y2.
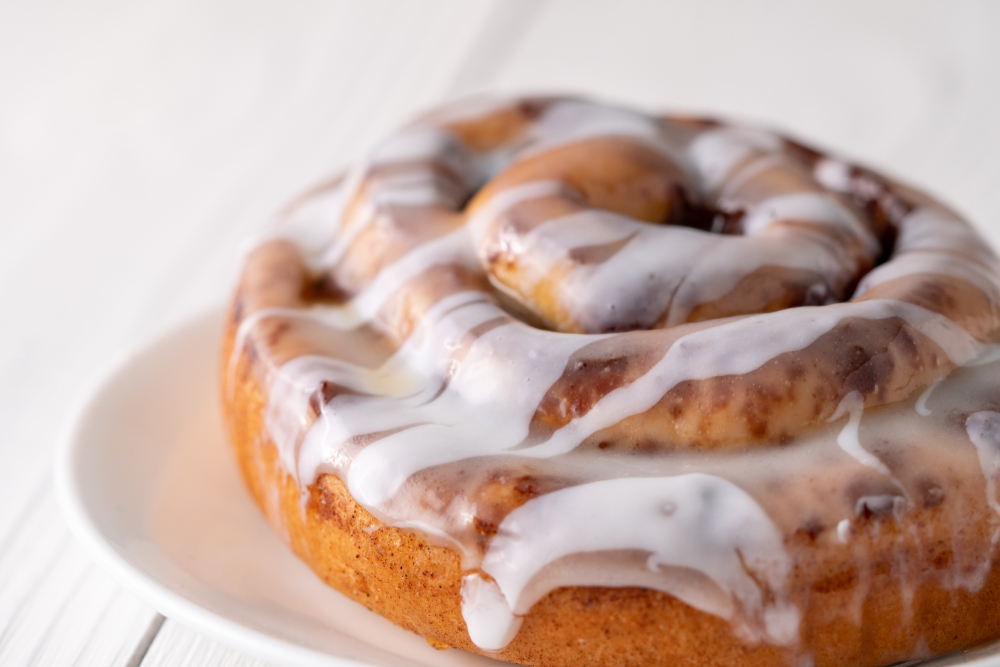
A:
54;310;506;667
54;310;1000;667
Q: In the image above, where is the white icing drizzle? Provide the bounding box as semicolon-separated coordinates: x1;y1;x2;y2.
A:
740;192;877;255
812;157;853;192
271;295;981;506
350;227;479;322
513;209;639;294
910;637;932;662
521;99;687;168
853;205;1000;304
461;574;524;652
828;391;894;479
658;233;844;327
228;306;313;398
530;100;660;145
687;126;783;192
369;127;465;169
715;153;791;202
514;203;883;331
837;519;851;543
265;355;360;482
467;180;567;247
366;170;464;209
520;299;981;460
473;474;799;649
557;220;713;330
967;344;1000;367
855;495;905;518
319;127;480;270
915;378;944;417
854;247;1000;305
343;320;600;506
465;117;884;333
895;208;996;263
965;412;1000;519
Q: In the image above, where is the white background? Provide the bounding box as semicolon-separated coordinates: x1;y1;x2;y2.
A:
1;1;999;664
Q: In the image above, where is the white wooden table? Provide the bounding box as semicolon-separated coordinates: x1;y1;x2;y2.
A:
2;2;999;664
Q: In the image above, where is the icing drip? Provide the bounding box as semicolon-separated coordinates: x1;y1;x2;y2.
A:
516;208;867;329
915;378;943;416
836;519;851;543
229;306;314;396
344;319;598;505
965;412;1000;520
812;157;852;192
687;127;783;192
473;474;799;649
828;392;894;479
460;574;523;652
520;299;980;460
276;296;981;507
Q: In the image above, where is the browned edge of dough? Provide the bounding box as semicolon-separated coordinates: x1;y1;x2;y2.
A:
221;303;1000;667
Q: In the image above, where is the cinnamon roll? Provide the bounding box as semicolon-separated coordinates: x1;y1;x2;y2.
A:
222;96;1000;667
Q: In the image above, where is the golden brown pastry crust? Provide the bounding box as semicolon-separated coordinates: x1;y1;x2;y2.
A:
223;311;1000;667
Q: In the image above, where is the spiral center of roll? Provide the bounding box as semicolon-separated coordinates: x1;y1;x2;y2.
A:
295;97;995;453
446;100;883;334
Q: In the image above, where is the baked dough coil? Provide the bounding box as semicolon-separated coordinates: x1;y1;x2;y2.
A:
311;97;999;451
224;97;1000;667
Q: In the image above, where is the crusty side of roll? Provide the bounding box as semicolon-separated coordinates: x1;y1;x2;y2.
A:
222;310;1000;667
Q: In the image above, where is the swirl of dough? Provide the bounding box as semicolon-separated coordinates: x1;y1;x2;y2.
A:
299;97;1000;452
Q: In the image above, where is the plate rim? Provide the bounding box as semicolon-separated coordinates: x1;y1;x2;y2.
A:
53;308;376;667
52;308;1000;667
